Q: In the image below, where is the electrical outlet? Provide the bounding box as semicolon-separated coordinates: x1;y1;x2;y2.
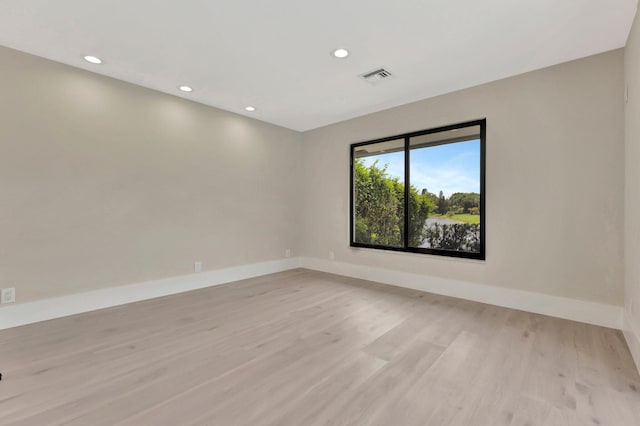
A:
1;287;15;304
194;261;202;273
329;251;335;261
285;248;291;258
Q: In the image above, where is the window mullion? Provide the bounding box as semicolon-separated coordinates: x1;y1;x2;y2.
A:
403;137;410;250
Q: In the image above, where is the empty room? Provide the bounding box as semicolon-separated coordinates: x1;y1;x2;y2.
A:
2;0;640;425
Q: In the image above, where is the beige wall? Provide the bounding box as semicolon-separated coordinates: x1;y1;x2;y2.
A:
301;50;625;306
625;7;640;361
0;43;628;311
0;46;303;304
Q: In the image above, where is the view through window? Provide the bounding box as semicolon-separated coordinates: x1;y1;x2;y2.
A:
350;119;485;259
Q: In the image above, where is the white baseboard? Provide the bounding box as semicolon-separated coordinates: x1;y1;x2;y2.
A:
300;257;623;330
0;257;302;330
623;312;640;373
0;256;625;334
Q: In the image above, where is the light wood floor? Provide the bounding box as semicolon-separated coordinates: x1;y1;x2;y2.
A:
0;269;639;425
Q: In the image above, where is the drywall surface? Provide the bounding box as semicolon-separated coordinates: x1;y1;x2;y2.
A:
0;44;627;314
0;46;303;304
301;49;625;306
624;7;640;368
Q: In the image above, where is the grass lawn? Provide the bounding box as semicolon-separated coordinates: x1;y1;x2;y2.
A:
430;214;480;224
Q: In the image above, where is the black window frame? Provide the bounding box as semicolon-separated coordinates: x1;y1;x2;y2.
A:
349;118;486;260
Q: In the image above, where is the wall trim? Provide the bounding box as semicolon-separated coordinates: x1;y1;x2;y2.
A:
623;311;640;373
300;257;623;330
0;257;302;330
0;256;626;334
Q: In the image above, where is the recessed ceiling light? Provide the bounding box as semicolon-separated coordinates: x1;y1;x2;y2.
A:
245;106;256;112
332;48;350;59
179;85;193;92
83;55;102;64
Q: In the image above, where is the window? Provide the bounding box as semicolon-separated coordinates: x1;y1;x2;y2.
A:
350;119;485;260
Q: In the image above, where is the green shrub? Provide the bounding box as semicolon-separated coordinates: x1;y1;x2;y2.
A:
354;159;433;246
424;223;480;252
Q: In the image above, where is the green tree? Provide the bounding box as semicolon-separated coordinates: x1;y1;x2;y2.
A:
354;159;403;246
437;191;448;214
408;186;433;246
354;159;433;247
448;192;480;214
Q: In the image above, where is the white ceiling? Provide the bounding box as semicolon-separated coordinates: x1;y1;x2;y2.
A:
0;0;637;131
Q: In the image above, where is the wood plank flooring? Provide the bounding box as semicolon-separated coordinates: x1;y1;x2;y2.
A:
0;268;639;425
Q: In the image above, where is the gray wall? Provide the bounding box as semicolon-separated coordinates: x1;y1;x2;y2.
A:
0;44;628;311
301;49;625;306
625;7;640;360
0;46;303;304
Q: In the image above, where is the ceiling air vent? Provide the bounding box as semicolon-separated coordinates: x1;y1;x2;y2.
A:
360;68;393;85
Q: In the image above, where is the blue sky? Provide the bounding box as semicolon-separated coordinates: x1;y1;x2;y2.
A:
359;139;480;197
